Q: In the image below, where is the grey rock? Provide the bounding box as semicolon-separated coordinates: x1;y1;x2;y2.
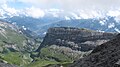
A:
69;34;120;67
37;27;117;52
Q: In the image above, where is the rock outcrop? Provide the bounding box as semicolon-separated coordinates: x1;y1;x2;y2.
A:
37;27;117;52
69;34;120;67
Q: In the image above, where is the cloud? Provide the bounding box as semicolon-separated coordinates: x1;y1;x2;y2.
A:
0;4;45;18
0;0;6;4
0;0;15;5
1;0;120;19
17;0;120;11
24;7;45;18
1;4;19;17
2;0;120;13
1;0;120;11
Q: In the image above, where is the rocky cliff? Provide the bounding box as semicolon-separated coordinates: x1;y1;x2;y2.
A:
35;27;117;64
69;34;120;67
37;27;117;51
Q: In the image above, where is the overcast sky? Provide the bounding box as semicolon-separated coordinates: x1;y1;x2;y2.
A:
0;0;120;10
1;0;120;19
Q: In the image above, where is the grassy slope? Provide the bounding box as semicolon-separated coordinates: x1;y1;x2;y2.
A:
0;26;33;66
27;47;73;67
0;28;27;48
28;46;91;67
27;59;59;67
40;47;72;62
27;59;72;67
0;52;32;66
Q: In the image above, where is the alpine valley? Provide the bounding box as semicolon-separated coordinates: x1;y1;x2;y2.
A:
0;8;120;67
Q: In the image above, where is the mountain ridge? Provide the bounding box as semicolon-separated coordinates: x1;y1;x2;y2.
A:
69;33;120;67
34;27;117;66
1;16;120;37
0;20;42;67
37;27;117;51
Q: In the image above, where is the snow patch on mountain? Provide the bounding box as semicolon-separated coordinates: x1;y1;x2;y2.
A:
114;16;120;23
115;28;120;33
96;30;105;32
108;23;115;28
99;21;105;26
43;32;47;35
22;26;27;30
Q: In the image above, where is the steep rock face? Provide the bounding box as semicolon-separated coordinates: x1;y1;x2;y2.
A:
37;27;117;51
69;34;120;67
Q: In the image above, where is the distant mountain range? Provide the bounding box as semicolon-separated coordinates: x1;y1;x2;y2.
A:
0;8;120;37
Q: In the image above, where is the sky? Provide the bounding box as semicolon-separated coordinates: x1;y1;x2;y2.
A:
1;0;120;19
1;0;120;10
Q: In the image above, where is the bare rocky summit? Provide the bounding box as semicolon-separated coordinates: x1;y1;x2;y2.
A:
69;34;120;67
37;27;117;52
35;27;117;66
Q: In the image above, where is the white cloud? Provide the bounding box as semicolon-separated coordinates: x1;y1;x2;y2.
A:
0;0;16;5
0;0;6;4
107;10;120;17
1;0;120;20
24;7;45;18
71;12;81;19
1;4;19;17
1;0;120;12
65;16;70;20
45;8;64;17
17;0;120;11
0;4;45;18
